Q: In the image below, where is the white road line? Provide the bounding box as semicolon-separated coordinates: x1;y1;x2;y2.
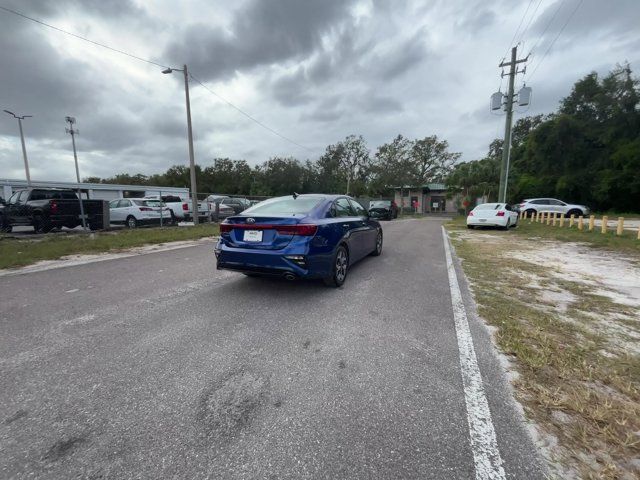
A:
441;226;506;480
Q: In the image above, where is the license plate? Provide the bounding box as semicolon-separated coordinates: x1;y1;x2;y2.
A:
243;230;263;242
479;219;487;222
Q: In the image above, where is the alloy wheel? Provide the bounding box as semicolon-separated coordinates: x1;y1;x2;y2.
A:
335;249;348;283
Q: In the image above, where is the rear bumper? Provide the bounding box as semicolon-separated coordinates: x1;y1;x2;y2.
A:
467;217;508;227
215;242;331;279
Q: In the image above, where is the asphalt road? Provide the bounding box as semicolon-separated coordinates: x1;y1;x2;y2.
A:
0;218;545;479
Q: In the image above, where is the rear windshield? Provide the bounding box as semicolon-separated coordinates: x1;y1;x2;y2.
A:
133;200;163;207
474;203;502;210
370;201;391;207
243;197;323;215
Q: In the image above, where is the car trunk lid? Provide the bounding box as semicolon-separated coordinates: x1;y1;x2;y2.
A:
220;215;317;250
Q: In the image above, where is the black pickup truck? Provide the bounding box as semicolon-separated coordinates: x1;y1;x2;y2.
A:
0;188;107;233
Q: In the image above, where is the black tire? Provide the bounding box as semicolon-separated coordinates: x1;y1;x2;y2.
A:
126;216;138;229
501;219;510;231
33;215;52;233
370;229;383;256
467;225;474;229
324;245;349;287
566;209;582;218
169;211;178;225
525;209;536;219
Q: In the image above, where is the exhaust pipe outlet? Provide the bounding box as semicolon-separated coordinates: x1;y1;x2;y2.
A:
284;273;296;281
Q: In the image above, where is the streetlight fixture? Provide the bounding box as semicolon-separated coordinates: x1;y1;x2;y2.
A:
65;116;87;231
3;110;32;185
162;64;199;225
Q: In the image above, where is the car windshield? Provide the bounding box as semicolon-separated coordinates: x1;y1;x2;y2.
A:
243;196;323;215
474;203;502;210
370;201;391;207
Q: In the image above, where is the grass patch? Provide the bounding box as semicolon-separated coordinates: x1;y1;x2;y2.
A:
0;224;219;270
446;223;640;478
448;216;640;256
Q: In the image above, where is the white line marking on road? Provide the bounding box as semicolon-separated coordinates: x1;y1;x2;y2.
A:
65;288;79;293
441;226;506;480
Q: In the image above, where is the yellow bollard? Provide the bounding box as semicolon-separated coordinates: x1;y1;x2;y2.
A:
601;215;608;234
546;212;552;225
588;215;595;231
552;213;558;226
578;216;584;230
616;217;624;236
569;214;575;228
559;215;565;228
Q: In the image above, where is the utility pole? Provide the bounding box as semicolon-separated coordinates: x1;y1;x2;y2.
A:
3;110;32;185
497;46;528;203
65;116;88;231
162;64;199;225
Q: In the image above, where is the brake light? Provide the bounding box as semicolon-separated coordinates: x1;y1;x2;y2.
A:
496;211;505;216
50;200;58;213
139;207;153;211
219;223;318;236
182;203;188;211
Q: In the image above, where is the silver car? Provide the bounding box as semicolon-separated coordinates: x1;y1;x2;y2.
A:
517;198;590;218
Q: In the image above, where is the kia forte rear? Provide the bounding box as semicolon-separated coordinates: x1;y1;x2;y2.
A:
214;194;383;287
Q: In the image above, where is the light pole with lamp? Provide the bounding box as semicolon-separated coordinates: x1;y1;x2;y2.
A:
3;110;32;185
65;116;88;231
162;64;199;225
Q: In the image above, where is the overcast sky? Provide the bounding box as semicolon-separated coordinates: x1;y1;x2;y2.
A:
0;0;638;183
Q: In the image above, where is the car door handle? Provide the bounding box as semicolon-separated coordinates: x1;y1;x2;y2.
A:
342;223;350;228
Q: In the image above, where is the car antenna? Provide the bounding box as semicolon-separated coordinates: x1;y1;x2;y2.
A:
292;192;299;199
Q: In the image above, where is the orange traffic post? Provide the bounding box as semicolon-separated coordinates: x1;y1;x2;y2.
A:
616;217;624;236
569;214;575;228
578;216;584;230
601;216;608;234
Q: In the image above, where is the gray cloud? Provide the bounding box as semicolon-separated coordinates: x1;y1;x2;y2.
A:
163;0;356;81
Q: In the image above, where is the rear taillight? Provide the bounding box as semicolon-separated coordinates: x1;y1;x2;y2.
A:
496;211;505;216
182;203;188;211
139;207;152;211
275;225;317;236
219;223;318;236
50;200;58;213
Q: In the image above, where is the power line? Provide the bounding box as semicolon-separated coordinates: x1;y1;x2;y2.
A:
0;4;312;152
516;0;544;46
0;5;169;69
502;0;535;62
528;0;567;56
528;0;584;80
189;74;313;152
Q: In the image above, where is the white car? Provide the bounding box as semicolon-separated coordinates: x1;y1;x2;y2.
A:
108;199;173;228
517;198;590;218
467;203;519;229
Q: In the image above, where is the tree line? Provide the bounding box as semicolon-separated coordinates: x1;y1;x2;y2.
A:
84;134;460;198
447;63;640;213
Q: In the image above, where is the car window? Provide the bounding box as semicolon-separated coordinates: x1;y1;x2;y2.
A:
349;199;367;217
18;190;30;203
144;200;163;207
548;199;564;206
474;203;501;210
530;199;548;205
118;200;131;208
59;191;78;199
243;196;324;215
109;200;119;208
334;198;355;217
29;190;49;201
370;200;391;208
7;192;21;204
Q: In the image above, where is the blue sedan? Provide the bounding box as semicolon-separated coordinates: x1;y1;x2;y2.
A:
215;194;383;287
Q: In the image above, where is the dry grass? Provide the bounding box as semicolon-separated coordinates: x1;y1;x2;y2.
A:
446;220;640;479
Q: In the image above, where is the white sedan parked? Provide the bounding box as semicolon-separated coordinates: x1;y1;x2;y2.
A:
109;199;173;228
467;203;519;229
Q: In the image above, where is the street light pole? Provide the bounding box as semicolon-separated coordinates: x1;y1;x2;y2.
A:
162;64;199;225
3;110;32;185
65;116;88;231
